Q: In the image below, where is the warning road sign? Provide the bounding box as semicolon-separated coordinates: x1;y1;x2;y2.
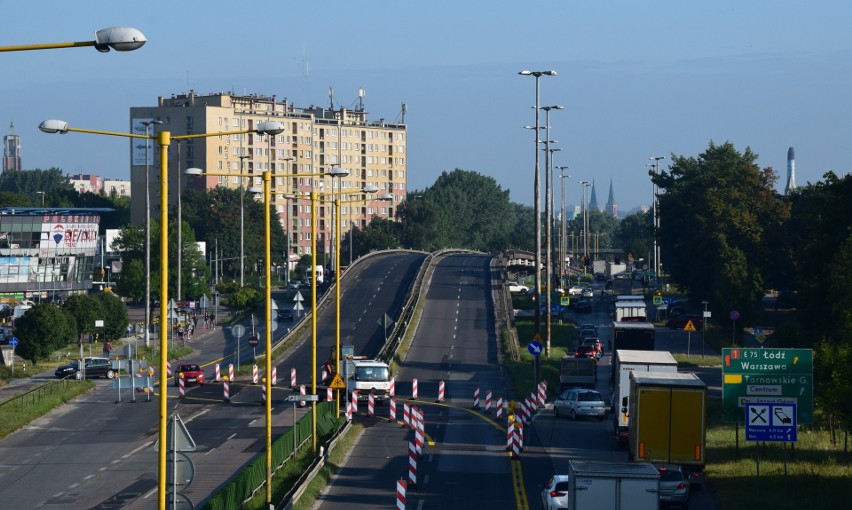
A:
683;320;697;332
329;373;346;389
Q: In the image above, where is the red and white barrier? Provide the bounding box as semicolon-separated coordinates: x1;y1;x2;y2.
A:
290;367;296;388
215;363;220;382
485;390;492;414
321;368;328;384
299;384;306;407
473;387;480;408
327;387;333;402
262;383;267;404
228;363;234;382
438;380;445;402
389;376;395;396
496;396;504;419
272;367;277;386
351;390;358;414
166;360;172;377
411;378;418;399
368;394;375;416
403;402;410;427
414;410;424;454
223;380;230;402
252;364;259;384
346;399;352;420
390;397;397;421
408;440;418;486
396;480;407;510
538;381;547;407
178;376;185;397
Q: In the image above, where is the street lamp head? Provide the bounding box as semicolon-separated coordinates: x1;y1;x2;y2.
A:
93;27;147;52
362;185;379;193
650;156;665;162
519;70;557;77
327;167;350;178
38;119;69;134
256;121;285;136
523;125;545;130
184;168;204;176
540;105;565;111
247;186;263;195
379;193;394;202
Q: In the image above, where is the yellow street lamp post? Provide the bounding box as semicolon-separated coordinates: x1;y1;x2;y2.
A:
39;118;285;510
0;26;146;53
185;165;326;505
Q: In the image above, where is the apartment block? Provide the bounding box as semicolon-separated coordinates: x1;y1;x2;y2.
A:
130;90;407;267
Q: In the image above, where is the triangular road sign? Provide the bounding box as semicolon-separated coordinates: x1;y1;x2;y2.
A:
155;413;197;452
294;291;305;302
684;320;697;332
329;373;346;389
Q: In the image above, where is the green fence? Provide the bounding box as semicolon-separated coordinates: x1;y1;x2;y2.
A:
202;400;344;510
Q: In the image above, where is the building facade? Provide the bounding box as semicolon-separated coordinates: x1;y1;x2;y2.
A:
0;208;109;301
130;91;406;268
2;122;22;172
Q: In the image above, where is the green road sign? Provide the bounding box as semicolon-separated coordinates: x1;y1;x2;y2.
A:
722;348;813;423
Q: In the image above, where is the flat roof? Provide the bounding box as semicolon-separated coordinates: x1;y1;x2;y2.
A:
629;371;707;388
615;349;677;364
569;460;659;478
0;207;113;216
612;321;654;330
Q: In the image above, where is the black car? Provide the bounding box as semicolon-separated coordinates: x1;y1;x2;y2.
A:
55;357;116;380
279;309;295;321
574;299;593;313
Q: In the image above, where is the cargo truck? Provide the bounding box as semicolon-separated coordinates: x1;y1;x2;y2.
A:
559;356;597;390
344;356;391;402
611;349;678;445
565;460;660;510
627;371;707;487
611;321;654;352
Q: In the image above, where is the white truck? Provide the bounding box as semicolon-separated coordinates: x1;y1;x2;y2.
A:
344;356;391;402
565;460;660;510
606;262;627;279
611;349;678;445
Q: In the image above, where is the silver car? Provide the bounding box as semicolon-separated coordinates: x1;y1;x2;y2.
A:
541;474;570;510
656;464;690;508
553;388;607;420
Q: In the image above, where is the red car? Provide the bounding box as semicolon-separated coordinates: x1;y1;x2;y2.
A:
575;344;597;360
174;363;205;386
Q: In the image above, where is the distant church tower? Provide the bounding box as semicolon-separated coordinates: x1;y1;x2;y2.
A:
588;179;600;212
2;122;22;172
785;147;796;194
605;179;618;219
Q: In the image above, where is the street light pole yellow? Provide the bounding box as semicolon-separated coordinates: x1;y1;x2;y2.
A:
0;27;146;53
39;119;284;510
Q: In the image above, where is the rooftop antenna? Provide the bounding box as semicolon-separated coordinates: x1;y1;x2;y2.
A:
400;103;408;123
328;86;334;110
357;87;365;111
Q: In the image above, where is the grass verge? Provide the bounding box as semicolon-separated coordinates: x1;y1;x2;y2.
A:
0;380;94;440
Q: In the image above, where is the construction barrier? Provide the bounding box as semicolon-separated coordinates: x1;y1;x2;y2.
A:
368;394;375;416
473;387;480;408
438;380;445;402
166;360;172;378
178;376;185;397
389;376;395;397
496;396;504;419
403;402;410;427
252;364;259;384
351;390;358;414
299;384;306;407
327;387;333;402
223;380;230;402
215;363;220;382
408;440;418;486
485;390;492;414
228;363;234;382
390;397;397;421
290;367;296;388
411;378;418;399
272;367;277;386
396;480;407;510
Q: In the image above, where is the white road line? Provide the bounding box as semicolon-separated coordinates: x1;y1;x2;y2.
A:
52;492;64;498
143;487;157;499
248;419;258;426
418;498;426;510
83;474;94;480
98;467;108;472
110;459;121;464
227;433;238;440
122;440;154;459
205;448;217;456
68;483;80;489
185;408;211;423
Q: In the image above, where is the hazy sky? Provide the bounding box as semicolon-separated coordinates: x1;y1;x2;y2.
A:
3;1;851;213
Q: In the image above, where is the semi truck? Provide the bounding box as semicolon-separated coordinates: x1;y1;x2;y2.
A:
565;460;660;510
611;349;678;445
344;356;391;402
559;356;597;390
611;321;654;352
627;371;707;487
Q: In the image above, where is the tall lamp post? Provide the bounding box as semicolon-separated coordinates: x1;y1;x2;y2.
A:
649;156;665;279
539;104;562;358
40;118;285;510
578;181;591;270
518;69;556;349
0;26;146;53
142;120;162;348
557;166;570;286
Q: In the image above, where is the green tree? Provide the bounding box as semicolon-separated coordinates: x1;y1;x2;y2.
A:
654;141;788;334
354;217;402;256
62;295;106;344
14;304;77;364
615;211;652;264
96;292;129;341
116;258;145;302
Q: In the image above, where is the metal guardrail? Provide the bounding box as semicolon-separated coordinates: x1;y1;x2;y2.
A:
0;378;85;413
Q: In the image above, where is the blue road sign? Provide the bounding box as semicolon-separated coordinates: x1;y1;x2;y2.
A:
528;340;543;356
8;337;18;347
745;402;797;442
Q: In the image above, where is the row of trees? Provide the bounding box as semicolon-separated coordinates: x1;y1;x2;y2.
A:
14;293;128;363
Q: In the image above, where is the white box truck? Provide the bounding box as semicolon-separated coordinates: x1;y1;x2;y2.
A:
611;349;678;445
344;356;391;402
566;460;660;510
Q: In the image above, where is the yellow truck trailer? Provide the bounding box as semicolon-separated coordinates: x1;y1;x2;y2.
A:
627;371;707;487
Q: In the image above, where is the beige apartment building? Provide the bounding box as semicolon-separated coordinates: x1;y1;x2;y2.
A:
129;90;406;270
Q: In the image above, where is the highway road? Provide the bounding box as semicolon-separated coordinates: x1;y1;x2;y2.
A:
0;250;426;509
314;267;722;510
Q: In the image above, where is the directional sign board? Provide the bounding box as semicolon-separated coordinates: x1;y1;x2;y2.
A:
528;339;543;357
287;394;319;402
8;337;18;347
722;348;813;424
745;402;797;442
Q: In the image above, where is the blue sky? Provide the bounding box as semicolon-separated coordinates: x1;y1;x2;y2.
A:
3;1;851;213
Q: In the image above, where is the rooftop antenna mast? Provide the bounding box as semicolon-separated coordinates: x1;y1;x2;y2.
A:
400;103;408;123
328;86;335;110
357;87;365;111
